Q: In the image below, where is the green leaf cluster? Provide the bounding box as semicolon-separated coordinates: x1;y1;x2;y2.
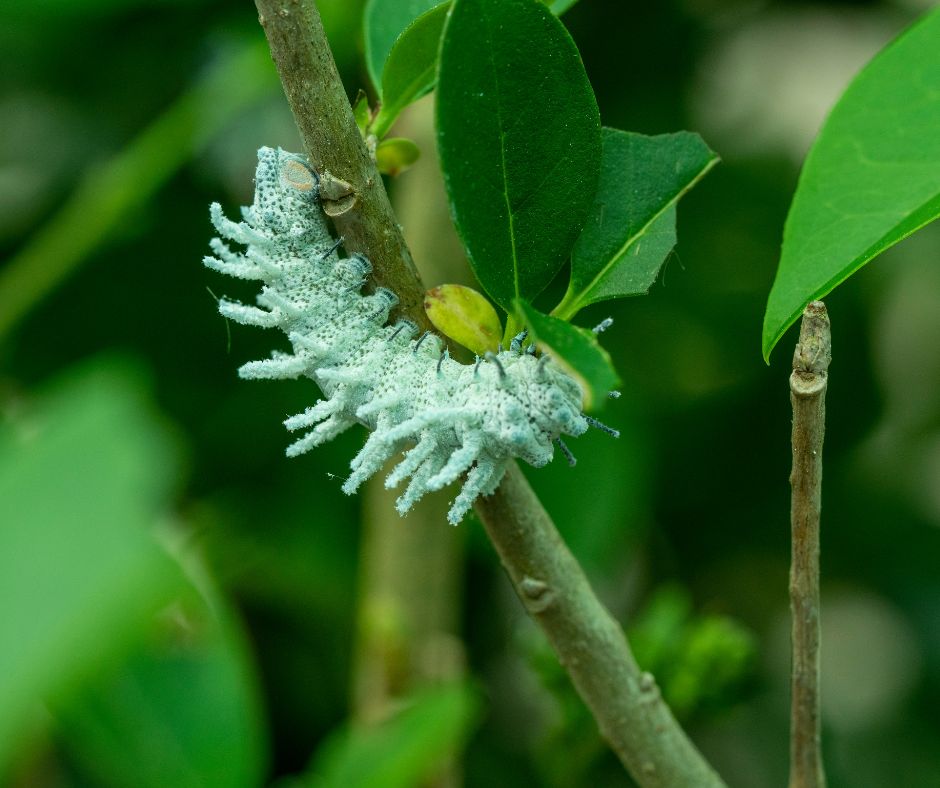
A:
360;0;585;161
528;585;755;786
433;0;714;406
359;0;715;403
628;586;756;719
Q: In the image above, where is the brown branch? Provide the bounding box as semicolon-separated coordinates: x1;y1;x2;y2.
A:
789;301;831;788
253;0;432;331
475;465;724;787
253;2;724;784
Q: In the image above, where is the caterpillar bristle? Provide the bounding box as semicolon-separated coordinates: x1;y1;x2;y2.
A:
447;459;499;525
320;236;344;260
584;414;620;438
554;437;577;467
286;415;353;457
203;254;263;281
386;434;437;489
239;353;307;380
413;330;431;353
396;457;443;514
510;330;528;353
437;348;449;376
218;299;279;328
284;400;337;431
258;288;303;318
427;435;482;491
484;352;506;381
536;354;551;377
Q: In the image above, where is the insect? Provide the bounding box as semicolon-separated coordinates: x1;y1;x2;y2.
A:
205;147;616;524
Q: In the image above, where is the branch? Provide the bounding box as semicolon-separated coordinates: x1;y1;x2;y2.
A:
253;0;432;331
254;2;724;785
474;465;724;787
788;301;831;788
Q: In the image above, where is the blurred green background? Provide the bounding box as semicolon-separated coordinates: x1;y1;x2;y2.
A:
2;0;939;786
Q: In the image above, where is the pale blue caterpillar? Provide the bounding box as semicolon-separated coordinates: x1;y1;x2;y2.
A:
205;147;615;524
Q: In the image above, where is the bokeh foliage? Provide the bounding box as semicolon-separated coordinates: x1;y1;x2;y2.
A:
2;1;939;786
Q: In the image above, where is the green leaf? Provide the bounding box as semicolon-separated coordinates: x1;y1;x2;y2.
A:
437;0;602;315
762;7;940;361
55;569;267;788
544;0;579;13
371;3;450;138
424;283;502;354
515;300;619;411
364;0;443;94
555;129;719;320
302;683;480;788
352;89;372;134
0;360;182;769
375;137;421;176
363;0;575;99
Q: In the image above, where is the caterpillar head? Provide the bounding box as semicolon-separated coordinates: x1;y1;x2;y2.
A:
252;147;320;237
477;356;587;467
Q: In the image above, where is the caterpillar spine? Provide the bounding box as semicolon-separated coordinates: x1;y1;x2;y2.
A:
206;147;600;524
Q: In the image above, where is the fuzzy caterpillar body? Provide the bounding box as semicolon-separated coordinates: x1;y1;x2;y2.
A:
206;147;593;524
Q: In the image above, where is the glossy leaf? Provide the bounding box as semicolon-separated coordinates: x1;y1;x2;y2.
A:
555;129;718;319
437;0;602;314
303;683;480;788
371;2;450;138
363;0;575;101
424;283;502;354
762;8;940;361
0;361;181;769
515;300;619;411
364;0;443;94
375;137;421;176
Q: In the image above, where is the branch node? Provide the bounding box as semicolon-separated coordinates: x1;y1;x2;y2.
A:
319;170;354;201
519;576;555;613
638;671;661;703
792;300;831;376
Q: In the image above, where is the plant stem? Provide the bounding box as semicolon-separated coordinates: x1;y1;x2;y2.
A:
354;468;464;724
253;0;433;332
788;301;831;788
352;100;466;756
253;3;724;785
474;465;725;787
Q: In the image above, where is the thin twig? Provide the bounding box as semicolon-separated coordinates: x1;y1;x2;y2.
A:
253;2;724;784
789;301;831;788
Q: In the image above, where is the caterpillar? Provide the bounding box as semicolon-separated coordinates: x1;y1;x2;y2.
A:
205;147;616;524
